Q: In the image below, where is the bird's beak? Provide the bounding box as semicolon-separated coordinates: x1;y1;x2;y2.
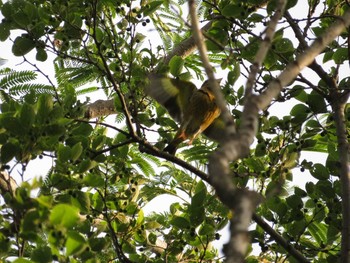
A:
216;78;223;83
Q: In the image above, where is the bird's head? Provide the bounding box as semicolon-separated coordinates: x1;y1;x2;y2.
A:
200;78;222;94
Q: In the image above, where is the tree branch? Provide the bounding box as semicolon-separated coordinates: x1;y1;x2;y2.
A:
252;213;309;263
199;0;286;261
330;89;350;262
84;99;116;119
0;170;17;196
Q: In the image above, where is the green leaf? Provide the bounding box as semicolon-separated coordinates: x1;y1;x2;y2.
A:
286;195;303;210
78;159;97;173
1;116;26;136
20;103;35;128
0;22;11;41
316;180;335;199
206;27;228;52
266;196;288;216
71;142;83;162
143;1;163;16
1;142;20;163
222;4;244;18
191;181;207;208
36;48;48;62
148;232;158;245
198;223;215;236
65;231;86;256
71;122;93;136
290;85;308;102
1;2;13;19
294;187;307;197
31;246;52;263
308;222;327;245
310;163;329;180
12;36;36;56
290;104;310;123
36;94;53;123
94;27;104;43
58;144;71;163
13;259;33;263
307;91;327;113
274;38;294;53
227;62;240;85
89;237;107;252
72;191;90;213
332;48;348;64
50;204;80;228
83;172;104;187
169;55;184;77
170;216;190;229
22;210;40;233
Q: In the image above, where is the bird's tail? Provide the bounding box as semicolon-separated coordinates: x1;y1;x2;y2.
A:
164;133;186;155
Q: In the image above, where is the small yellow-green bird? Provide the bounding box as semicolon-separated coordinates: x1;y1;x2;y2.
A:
146;74;226;154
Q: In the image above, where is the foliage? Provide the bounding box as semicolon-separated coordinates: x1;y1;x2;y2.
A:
0;0;349;262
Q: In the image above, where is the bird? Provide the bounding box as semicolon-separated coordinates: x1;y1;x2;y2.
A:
146;74;226;154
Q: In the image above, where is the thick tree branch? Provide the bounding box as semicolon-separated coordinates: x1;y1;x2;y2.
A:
163;21;214;66
257;10;350;111
330;90;350;262
0;170;17;196
84;99;116;119
212;1;286;262
284;11;338;91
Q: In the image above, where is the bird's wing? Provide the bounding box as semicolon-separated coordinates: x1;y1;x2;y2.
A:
202;115;228;143
146;74;196;122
